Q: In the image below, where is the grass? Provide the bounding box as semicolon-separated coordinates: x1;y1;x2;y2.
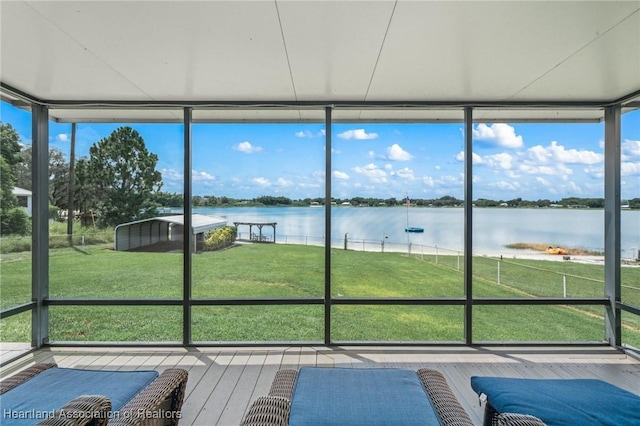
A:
1;242;639;347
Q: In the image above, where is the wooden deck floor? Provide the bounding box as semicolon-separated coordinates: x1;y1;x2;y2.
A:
1;346;639;426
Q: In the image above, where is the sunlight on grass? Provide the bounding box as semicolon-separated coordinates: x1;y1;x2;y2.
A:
1;243;639;344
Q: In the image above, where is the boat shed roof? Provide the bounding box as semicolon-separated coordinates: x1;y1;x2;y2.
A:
115;214;227;235
152;214;227;235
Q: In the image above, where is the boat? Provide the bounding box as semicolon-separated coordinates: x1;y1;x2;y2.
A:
404;195;424;233
405;227;424;233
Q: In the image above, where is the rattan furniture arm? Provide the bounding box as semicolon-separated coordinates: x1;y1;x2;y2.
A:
108;368;188;426
240;396;291;426
483;404;547;426
36;395;112;426
267;370;298;400
417;368;474;426
0;362;58;394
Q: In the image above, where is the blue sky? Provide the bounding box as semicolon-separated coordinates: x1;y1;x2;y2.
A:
2;101;639;201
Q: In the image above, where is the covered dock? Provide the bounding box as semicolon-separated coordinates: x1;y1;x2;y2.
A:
234;222;277;243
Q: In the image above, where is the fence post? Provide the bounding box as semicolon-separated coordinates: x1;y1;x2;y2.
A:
563;275;567;298
497;260;501;285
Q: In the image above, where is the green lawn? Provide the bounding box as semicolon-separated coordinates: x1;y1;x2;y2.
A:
1;243;639;347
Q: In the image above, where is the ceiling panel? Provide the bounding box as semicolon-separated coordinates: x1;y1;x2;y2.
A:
516;10;640;101
0;1;152;100
367;1;639;102
277;1;395;101
1;1;638;122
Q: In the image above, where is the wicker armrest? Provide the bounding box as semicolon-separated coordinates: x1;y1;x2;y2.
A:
241;396;291;426
417;368;474;426
482;403;547;426
495;413;547;426
1;363;58;394
108;368;188;426
268;369;297;400
36;395;112;426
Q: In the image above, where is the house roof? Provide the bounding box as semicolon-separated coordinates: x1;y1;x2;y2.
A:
1;1;638;123
12;187;32;197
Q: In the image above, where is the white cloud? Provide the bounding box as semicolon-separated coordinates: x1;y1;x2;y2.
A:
295;130;325;138
333;170;350;180
276;177;292;187
535;177;552;188
489;181;520;191
519;163;573;177
483;152;514;170
422;176;435;187
394;167;415;179
584;165;604;179
566;181;581;193
353;163;387;183
252;177;270;186
193;170;215;182
622;161;640;176
337;129;379;140
386;144;413;161
234;141;263;153
56;133;69;142
527;141;602;165
473;123;523;148
161;168;183;181
623;140;640;157
455;151;482;164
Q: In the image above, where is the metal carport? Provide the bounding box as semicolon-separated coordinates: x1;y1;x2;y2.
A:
114;214;227;252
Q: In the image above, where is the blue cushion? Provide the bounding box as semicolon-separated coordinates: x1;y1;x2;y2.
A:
289;367;442;425
471;376;640;426
1;367;159;426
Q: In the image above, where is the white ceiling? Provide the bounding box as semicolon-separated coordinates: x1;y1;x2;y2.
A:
1;1;639;122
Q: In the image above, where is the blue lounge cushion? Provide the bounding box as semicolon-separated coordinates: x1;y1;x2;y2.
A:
289;367;442;425
1;367;159;426
471;376;640;426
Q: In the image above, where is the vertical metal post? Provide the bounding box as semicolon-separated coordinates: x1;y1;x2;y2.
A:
324;106;332;345
183;107;193;346
31;104;49;348
66;123;76;241
604;105;621;347
464;107;473;345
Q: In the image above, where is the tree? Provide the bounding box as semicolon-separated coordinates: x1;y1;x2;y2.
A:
0;122;30;235
15;145;70;210
83;127;162;227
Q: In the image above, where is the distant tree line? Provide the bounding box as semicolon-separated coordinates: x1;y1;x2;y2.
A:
151;192;640;210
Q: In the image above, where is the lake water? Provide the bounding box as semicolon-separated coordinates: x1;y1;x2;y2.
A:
176;206;639;258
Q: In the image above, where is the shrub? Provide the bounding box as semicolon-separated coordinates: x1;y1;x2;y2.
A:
0;208;30;235
204;226;237;251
